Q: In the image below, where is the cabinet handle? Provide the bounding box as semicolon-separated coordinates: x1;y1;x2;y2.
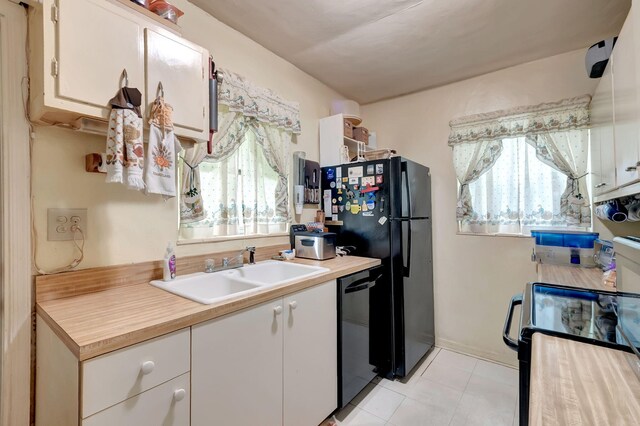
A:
626;165;638;172
273;306;283;315
289;301;298;310
173;389;186;402
140;361;155;375
595;182;608;188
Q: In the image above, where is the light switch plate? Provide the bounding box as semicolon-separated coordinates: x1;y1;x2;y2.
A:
47;208;88;241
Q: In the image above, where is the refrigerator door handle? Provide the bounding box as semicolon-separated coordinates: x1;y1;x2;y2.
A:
401;160;412;218
403;220;412;277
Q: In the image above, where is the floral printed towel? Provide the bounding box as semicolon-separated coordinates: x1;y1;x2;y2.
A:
105;108;145;190
145;97;182;197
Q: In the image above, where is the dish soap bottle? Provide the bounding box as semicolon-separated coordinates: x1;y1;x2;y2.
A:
163;242;176;281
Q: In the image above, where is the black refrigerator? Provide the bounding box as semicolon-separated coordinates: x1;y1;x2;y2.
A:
322;157;435;378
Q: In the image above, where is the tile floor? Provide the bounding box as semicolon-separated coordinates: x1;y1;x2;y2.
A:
323;348;519;426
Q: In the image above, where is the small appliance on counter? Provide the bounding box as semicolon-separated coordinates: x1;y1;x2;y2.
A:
294;231;336;260
531;230;599;267
289;224;308;249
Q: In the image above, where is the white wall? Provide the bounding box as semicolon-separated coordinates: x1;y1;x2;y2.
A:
31;0;343;270
361;49;599;366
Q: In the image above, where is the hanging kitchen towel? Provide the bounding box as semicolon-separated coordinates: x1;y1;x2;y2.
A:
105;86;145;189
145;97;182;197
105;109;145;190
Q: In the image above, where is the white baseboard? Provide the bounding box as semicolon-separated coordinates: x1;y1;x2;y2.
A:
435;337;519;369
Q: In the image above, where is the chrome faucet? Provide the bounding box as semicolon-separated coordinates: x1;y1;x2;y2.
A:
204;247;256;273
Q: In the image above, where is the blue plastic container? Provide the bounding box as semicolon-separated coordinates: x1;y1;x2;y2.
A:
530;230;599;249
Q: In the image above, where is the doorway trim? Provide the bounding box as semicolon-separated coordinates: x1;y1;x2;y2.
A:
0;2;31;425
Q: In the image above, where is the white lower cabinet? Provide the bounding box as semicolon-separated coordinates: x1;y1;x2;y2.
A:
35;318;191;426
82;373;190;426
192;280;338;426
37;281;338;426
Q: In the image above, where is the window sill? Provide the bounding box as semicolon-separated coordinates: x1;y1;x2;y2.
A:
177;232;289;245
456;232;534;239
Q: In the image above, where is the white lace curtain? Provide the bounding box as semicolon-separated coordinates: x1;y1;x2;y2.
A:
179;69;300;234
448;95;592;231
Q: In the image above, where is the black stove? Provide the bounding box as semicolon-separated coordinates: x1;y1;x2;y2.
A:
504;282;640;426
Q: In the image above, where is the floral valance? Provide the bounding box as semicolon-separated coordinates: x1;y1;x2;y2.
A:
218;69;302;135
448;95;591;146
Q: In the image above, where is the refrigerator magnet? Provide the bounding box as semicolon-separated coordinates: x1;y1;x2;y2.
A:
362;176;375;187
366;165;374;175
330;181;336;188
363;211;374;217
361;200;368;212
367;200;375;210
376;175;383;184
332;205;338;214
332;198;337;204
375;164;384;174
349;177;359;185
327;168;335;180
337;189;343;195
336;168;342;178
378;216;388;225
350;203;361;214
339;205;344;212
345;201;352;210
338;196;343;202
348;166;364;178
342;177;349;183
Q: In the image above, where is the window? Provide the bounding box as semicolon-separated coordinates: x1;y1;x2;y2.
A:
461;137;576;234
179;131;289;241
178;69;299;241
449;96;592;236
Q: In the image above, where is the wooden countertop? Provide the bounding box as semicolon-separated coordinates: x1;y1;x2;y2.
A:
530;334;640;426
36;256;380;361
537;263;607;291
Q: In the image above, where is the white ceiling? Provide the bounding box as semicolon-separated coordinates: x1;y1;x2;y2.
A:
191;0;630;104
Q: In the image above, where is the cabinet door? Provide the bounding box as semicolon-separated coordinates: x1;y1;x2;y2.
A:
283;281;337;426
591;60;616;195
612;10;640;187
191;300;284;426
82;373;189;426
145;28;209;139
56;0;144;119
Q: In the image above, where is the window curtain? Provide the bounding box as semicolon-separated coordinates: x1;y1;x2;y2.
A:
179;69;301;235
526;130;591;225
448;95;591;227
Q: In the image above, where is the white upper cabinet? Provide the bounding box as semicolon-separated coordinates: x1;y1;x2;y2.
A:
612;12;640;187
591;2;640;202
145;29;209;140
590;56;616;196
30;0;209;141
56;0;144;120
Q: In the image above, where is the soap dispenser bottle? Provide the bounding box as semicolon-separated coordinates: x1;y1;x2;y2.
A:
163;242;176;281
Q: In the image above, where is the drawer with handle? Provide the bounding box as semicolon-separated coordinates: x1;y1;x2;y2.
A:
82;372;190;426
81;328;190;418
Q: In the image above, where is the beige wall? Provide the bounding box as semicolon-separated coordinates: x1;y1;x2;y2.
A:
31;0;342;270
362;49;599;366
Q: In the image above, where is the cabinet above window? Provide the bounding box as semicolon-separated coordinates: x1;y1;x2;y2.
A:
28;0;209;142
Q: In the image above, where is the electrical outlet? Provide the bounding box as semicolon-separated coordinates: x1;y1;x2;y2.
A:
47;208;88;241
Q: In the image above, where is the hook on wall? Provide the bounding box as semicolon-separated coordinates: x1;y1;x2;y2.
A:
157;81;164;98
121;69;129;87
